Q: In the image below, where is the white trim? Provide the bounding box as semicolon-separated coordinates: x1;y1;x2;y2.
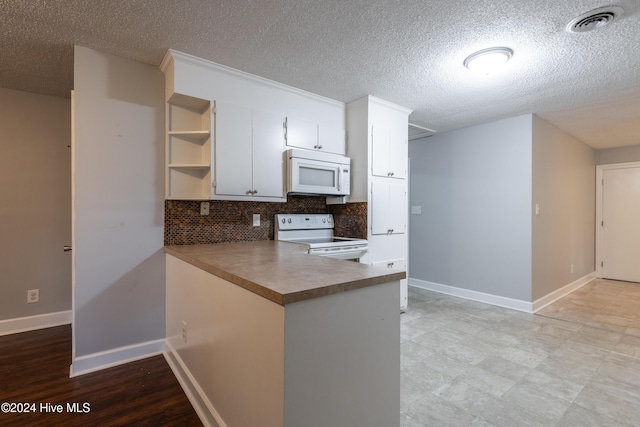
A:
163;49;344;108
164;340;226;427
409;273;596;314
531;272;596;312
408;278;533;313
595;161;640;279
0;310;72;336
69;339;165;378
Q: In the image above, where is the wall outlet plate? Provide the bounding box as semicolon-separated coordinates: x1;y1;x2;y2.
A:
27;289;39;304
200;202;210;216
253;214;260;227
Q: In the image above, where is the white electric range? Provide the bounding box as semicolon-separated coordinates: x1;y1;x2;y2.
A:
275;214;368;261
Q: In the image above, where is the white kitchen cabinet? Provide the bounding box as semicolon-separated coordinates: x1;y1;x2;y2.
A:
371;258;408;308
214;101;285;200
251;109;287;198
286;116;346;155
162;51;346;201
166;93;212;200
318;123;346;155
286;116;317;150
213;101;253;197
372;125;407;179
371;182;406;235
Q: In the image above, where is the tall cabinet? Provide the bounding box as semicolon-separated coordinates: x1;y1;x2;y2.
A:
347;96;411;309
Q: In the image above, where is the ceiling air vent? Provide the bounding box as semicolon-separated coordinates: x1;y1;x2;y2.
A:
566;6;624;33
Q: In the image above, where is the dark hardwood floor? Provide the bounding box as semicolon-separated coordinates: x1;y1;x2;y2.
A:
0;325;202;426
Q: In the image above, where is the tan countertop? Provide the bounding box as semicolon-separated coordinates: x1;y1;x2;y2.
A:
164;241;406;305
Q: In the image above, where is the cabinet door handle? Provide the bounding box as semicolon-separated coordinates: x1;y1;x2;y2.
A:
387;262;394;268
390;172;395;176
246;190;253;195
253;190;258;195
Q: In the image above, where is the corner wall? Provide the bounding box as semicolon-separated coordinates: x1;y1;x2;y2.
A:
531;115;595;301
72;46;165;368
408;115;533;301
0;88;71;326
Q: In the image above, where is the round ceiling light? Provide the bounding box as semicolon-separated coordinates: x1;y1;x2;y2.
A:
463;47;514;75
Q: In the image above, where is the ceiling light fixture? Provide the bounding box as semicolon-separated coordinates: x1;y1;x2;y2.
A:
463;47;514;75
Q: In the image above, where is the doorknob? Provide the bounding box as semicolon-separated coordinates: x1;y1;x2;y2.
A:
63;246;72;252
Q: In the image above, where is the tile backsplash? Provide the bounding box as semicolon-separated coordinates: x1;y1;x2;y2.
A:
165;196;367;246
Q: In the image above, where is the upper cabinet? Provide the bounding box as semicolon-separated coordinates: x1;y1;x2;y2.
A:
160;50;346;201
285;116;346;155
371;125;407;179
214;102;285;200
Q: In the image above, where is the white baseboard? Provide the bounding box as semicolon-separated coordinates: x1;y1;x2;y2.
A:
0;310;72;336
531;272;596;313
164;341;225;427
409;272;596;314
70;339;165;378
409;278;534;312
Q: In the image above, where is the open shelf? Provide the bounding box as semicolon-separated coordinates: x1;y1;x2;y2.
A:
166;94;212;200
167;167;211;200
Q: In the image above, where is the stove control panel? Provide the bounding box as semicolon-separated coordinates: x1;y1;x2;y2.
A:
276;214;334;230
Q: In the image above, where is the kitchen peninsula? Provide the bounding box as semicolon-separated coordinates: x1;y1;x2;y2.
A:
165;241;404;427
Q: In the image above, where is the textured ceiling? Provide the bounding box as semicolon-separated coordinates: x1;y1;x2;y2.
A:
1;0;639;149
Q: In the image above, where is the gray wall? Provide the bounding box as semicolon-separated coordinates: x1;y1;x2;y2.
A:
595;144;640;165
73;46;165;357
409;115;533;301
531;116;595;300
0;88;72;320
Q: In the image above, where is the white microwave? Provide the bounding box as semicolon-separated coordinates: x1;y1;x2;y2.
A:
286;149;351;196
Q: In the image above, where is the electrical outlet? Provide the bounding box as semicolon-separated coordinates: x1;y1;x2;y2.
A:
571;264;574;273
181;321;188;344
253;213;260;227
27;289;39;304
200;202;210;216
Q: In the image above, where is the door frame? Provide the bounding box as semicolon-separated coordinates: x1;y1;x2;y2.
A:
71;90;77;362
595;161;640;279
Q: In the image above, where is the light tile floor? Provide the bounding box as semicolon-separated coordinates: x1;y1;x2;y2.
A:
401;280;640;426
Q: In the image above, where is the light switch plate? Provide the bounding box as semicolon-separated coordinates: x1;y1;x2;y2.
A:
411;206;422;214
253;214;260;227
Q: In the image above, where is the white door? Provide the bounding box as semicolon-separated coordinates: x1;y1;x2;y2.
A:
371;125;391;177
318;124;346;155
388;182;407;234
601;165;640;282
286;116;317;150
388;128;408;179
371;182;391;235
252;109;285;198
71;90;77;360
214;101;253;196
